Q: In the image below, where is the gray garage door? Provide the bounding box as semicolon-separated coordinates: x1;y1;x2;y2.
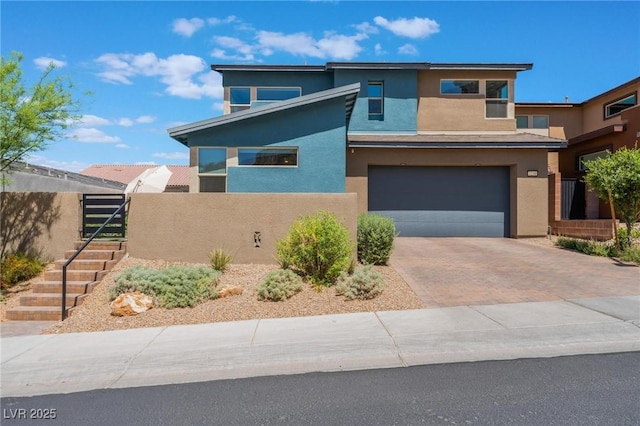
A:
368;166;510;237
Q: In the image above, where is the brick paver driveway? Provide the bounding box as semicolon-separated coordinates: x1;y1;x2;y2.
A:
390;238;640;308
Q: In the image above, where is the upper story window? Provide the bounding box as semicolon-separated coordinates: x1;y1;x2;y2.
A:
440;80;479;94
238;147;298;166
604;93;636;119
198;147;227;175
368;81;384;120
256;87;301;101
486;80;508;118
578;150;608;171
516;115;548;129
230;88;250;113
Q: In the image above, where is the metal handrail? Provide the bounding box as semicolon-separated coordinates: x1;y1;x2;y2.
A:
62;197;130;320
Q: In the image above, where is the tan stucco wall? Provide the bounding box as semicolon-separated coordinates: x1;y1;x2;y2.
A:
418;70;517;132
515;105;583;140
127;193;357;264
0;192;81;261
582;81;639;134
346;148;549;237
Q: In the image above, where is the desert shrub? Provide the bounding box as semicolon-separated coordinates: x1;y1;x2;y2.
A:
357;213;397;265
276;211;354;286
209;248;233;272
555;236;614;257
110;265;221;308
257;269;304;302
619;246;640;264
1;253;45;289
617;226;640;247
335;265;385;300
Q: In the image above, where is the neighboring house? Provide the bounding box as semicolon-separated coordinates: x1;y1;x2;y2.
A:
1;162;124;193
516;77;639;220
81;164;190;192
168;62;567;238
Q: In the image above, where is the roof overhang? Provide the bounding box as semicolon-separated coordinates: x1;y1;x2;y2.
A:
568;123;626;146
168;83;361;145
211;62;534;73
348;133;567;149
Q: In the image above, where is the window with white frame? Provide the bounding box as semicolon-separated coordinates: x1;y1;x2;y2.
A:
238;147;297;166
604;93;636;119
368;81;384;120
230;88;250;113
440;80;480;94
486;81;508;118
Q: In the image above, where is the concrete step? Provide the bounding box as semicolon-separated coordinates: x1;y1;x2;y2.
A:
32;281;99;294
4;306;74;321
19;293;88;307
63;249;126;261
53;259;118;271
73;241;127;251
44;269;108;282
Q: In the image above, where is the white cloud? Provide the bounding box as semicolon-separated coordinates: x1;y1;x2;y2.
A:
78;115;111;127
172;18;205;37
374;43;386;56
136;115;156;124
398;43;419;55
354;22;379;35
152;152;189;160
211;36;256;61
256;30;365;60
34;56;67;70
115;144;130;149
374;16;440;38
135;161;157;166
26;155;89;173
95;52;221;100
117;118;134;127
207;16;236;25
68;128;121;143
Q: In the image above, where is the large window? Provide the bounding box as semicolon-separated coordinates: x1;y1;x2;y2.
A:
230;88;250;113
604;93;636;119
198;147;226;174
256;87;300;101
238;147;297;166
486;80;508;118
578;150;608;171
368;81;384;120
440;80;480;94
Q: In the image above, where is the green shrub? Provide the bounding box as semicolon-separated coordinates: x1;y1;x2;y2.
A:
335;265;385;300
209;248;233;272
617;226;640;247
357;213;397;265
619;246;640;264
110;265;221;309
1;253;45;289
555;236;614;257
276;211;354;286
257;269;304;302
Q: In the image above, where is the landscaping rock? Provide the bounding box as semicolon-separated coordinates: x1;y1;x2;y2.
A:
110;291;153;316
219;285;243;298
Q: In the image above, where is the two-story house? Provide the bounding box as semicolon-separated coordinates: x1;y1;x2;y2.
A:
168;62;567;238
516;77;639;223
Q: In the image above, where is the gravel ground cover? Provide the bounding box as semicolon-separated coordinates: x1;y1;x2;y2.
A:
19;256;424;334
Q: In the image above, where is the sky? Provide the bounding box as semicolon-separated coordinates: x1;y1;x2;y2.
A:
2;1;639;173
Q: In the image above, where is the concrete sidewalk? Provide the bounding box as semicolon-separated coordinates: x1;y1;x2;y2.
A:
1;295;639;398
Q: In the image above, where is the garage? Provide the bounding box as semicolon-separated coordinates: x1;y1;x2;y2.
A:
368;166;510;237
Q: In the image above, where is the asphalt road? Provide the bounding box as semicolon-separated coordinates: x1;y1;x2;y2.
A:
2;352;638;425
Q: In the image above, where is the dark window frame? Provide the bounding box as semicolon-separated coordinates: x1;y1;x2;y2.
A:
237;147;298;167
603;92;637;120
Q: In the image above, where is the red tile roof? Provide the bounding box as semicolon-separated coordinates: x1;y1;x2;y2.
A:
80;165;189;188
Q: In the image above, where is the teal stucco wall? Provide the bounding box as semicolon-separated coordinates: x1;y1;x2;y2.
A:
188;97;347;193
222;71;334;96
333;69;417;134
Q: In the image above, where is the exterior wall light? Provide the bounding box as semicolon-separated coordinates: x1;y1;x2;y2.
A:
527;170;538;177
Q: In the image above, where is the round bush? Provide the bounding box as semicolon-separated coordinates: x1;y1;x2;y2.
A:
357;213;396;265
335;265;385;300
1;253;45;289
276;211;354;286
257;269;304;301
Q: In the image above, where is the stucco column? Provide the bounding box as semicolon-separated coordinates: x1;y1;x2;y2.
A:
585;186;600;219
